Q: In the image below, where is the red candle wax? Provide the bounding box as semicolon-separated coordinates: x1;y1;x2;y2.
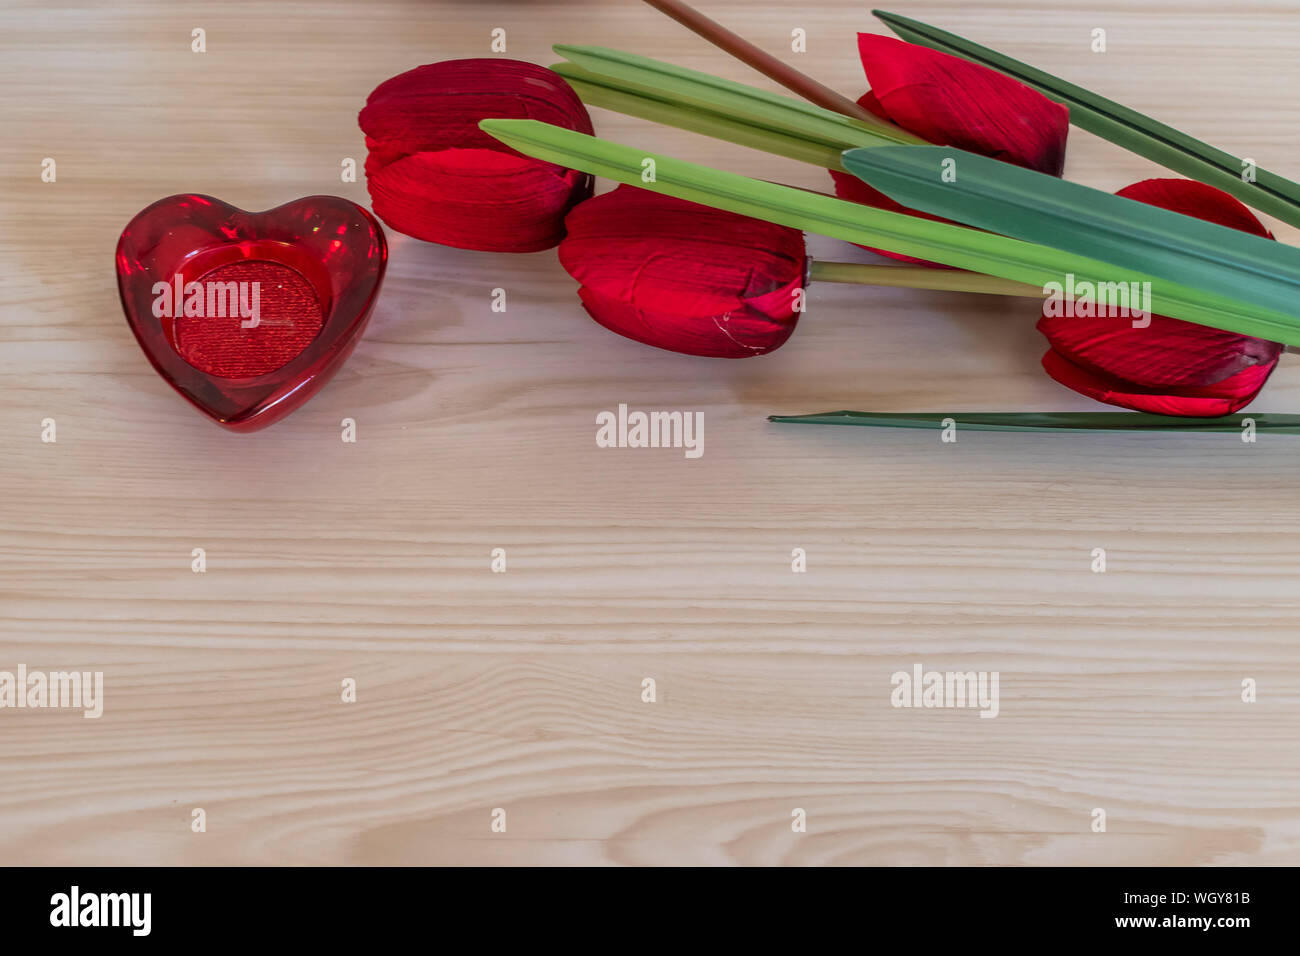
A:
174;260;324;378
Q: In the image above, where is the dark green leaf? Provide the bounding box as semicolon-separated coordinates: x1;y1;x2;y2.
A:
872;9;1300;230
768;411;1300;433
842;145;1300;341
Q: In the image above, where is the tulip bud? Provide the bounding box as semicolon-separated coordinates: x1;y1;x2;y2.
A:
358;59;594;252
1038;178;1283;417
831;34;1070;266
559;186;808;358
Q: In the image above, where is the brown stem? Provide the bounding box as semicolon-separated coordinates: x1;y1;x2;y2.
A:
640;0;880;123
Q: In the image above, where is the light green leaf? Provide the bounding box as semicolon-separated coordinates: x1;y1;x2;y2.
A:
555;63;846;168
479;118;1300;345
553;44;921;149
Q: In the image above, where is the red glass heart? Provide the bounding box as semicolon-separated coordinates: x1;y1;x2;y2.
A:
115;194;387;431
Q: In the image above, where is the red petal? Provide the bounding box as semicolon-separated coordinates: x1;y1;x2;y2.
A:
857;33;1069;176
559;186;806;357
1039;178;1282;414
358;60;593;251
366;147;589;252
359;59;592;158
1041;348;1275;416
1039;309;1281;389
577;286;798;358
1116;178;1274;239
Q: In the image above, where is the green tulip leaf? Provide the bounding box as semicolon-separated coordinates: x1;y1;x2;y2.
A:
872;9;1300;231
553;63;847;168
768;411;1300;433
552;44;922;150
480;118;1300;345
841;145;1300;340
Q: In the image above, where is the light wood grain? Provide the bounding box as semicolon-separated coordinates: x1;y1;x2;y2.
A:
3;0;1300;866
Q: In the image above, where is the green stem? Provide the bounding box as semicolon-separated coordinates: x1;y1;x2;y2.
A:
809;260;1042;296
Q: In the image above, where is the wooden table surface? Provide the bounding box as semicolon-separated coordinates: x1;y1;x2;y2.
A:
3;0;1299;866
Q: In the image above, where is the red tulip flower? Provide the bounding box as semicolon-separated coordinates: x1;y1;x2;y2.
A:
1038;178;1284;417
830;33;1070;266
358;59;594;252
559;185;807;358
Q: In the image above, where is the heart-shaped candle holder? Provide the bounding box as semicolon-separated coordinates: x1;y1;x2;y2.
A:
116;194;387;431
